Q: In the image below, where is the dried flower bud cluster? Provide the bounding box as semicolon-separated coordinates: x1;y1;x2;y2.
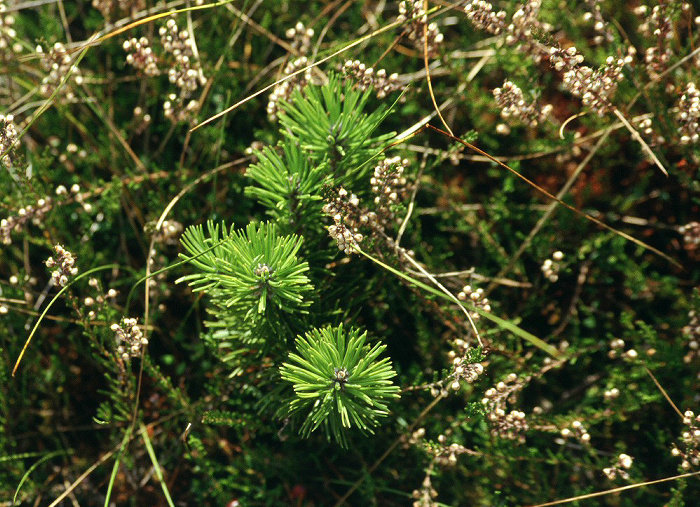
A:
491;407;528;442
0;113;18;167
635;4;673;76
604;387;620;401
541;250;563;282
285;22;314;54
45;244;78;287
411;471;438;507
111;317;147;361
342;60;401;99
679;221;700;246
149;219;184;245
452;359;483;389
84;277;118;321
410;345;485;398
397;0;444;57
551;46;630;115
92;0;145;21
559;419;591;444
123;37;160;76
493;81;553;127
404;428;469;468
607;337;638;360
677;83;700;145
447;341;485;388
582;0;614;45
267;57;311;121
420;434;469;467
37;42;83;99
131;106;152;135
634;116;659;144
159;18;189;54
2;273;39;314
603;453;634;480
505;0;549;47
370;156;409;228
120;18;205;123
163;93;198;123
160;19;205;92
55;182;81;196
159;18;206;123
682;308;699;364
482;374;529;442
322;187;368;253
549;45;585;72
405;426;426;447
457;284;491;321
463;1;506;35
0;2;22;56
145;249;173;301
1;196;56;245
670;410;700;470
464;1;550;60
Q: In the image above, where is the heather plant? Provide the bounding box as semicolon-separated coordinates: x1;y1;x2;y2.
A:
1;1;700;506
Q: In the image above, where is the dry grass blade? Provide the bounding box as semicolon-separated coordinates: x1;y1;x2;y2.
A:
398;247;483;346
46;448;117;507
486;127;614;293
190;15;405;131
86;0;235;48
426;125;682;269
3;0;235;158
527;471;700;507
613;108;668;176
423;0;452;136
644;366;683;418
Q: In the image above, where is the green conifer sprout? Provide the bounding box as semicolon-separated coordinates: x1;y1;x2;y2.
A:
177;221;313;320
278;73;395;186
280;324;400;447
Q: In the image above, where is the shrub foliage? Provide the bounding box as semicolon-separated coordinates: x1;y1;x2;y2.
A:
1;1;699;505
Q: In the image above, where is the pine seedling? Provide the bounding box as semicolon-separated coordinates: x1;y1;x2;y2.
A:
177;221;313;321
280;324;400;447
278;73;396;186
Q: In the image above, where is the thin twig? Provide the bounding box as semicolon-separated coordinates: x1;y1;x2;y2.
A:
487;127;613;293
428;124;681;270
406;267;531;288
311;0;353;64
